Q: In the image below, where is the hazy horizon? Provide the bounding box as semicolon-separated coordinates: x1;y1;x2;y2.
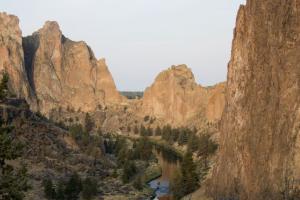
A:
1;0;245;91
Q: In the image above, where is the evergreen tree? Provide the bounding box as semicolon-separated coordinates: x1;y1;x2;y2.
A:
69;124;84;140
170;128;180;143
192;127;198;134
155;126;162;136
178;129;189;145
0;122;30;200
104;136;115;154
117;145;129;166
133;125;139;135
81;177;98;200
187;133;200;153
55;180;65;200
132;137;153;161
162;125;172;142
181;151;199;195
198;134;218;167
84;113;94;133
127;126;131;133
0;72;9;101
140;125;146;136
146;127;153;136
122;161;137;183
64;173;82;200
43;179;56;199
171;169;184;200
114;136;127;154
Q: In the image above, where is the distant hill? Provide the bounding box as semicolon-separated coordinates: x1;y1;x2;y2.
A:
120;91;144;99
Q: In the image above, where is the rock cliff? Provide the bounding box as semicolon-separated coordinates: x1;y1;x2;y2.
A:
0;12;37;108
22;21;124;114
0;11;225;128
209;0;300;199
0;13;123;114
141;65;225;126
206;83;226;122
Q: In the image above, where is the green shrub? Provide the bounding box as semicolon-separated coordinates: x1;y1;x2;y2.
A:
81;177;98;200
43;179;56;199
64;173;82;200
122;161;137;183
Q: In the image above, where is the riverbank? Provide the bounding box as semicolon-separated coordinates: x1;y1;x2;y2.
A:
120;133;216;200
143;163;162;183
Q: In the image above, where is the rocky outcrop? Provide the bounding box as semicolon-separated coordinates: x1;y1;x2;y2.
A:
0;13;123;114
0;11;224;127
206;83;226;122
141;65;225;126
0;12;37;109
22;21;123;114
209;0;300;199
97;58;124;104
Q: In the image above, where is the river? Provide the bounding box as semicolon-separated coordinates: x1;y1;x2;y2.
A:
148;148;180;200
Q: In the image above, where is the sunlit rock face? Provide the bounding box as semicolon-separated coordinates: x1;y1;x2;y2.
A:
209;0;300;199
206;83;226;122
0;11;225;127
0;12;37;109
141;64;225;126
22;21;124;114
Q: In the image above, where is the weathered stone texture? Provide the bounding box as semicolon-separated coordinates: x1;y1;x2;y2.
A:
209;1;300;199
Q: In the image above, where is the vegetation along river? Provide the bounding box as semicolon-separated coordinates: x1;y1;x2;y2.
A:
149;146;181;200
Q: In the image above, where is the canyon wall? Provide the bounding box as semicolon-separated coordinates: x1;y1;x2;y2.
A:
209;0;300;199
23;21;124;114
141;65;225;126
0;13;123;114
0;12;37;108
0;12;225;128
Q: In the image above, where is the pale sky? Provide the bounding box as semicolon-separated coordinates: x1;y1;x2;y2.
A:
1;0;246;91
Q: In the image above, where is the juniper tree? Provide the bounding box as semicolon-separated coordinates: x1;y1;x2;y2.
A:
133;125;139;135
81;177;98;200
43;179;56;200
84;113;94;133
65;173;82;200
0;123;30;199
180;151;199;195
0;72;9;101
140;125;146;136
122;161;137;183
155;126;162;136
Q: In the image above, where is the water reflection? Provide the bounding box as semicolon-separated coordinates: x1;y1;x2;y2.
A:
149;147;181;199
149;180;169;198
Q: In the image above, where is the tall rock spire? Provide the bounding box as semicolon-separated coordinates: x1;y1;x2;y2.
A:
22;20;125;114
0;13;123;114
209;0;300;199
0;12;37;109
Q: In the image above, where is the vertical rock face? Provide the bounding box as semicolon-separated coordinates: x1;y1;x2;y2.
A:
210;0;300;199
0;11;225;126
141;65;225;125
96;58;124;104
205;83;226;122
23;21;123;114
0;13;37;108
